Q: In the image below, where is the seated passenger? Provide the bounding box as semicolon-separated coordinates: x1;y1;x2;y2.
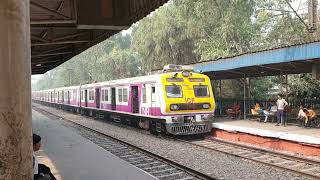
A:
302;108;316;128
251;103;263;115
297;105;306;126
226;103;241;119
263;103;277;123
33;133;56;180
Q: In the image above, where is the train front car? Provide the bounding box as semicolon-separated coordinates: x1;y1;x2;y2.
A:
159;65;215;135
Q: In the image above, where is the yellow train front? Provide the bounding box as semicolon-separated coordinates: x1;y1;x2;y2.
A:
158;67;215;135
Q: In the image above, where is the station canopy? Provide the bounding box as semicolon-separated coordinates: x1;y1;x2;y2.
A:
31;0;168;74
192;40;320;80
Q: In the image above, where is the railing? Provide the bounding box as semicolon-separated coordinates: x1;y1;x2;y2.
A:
215;98;320;116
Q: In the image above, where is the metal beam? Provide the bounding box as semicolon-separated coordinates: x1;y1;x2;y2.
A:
41;0;65;39
31;35;49;43
30;1;70;19
32;59;62;65
31;40;89;46
228;70;245;75
32;51;73;58
52;31;89;41
259;65;283;72
77;25;129;30
32;45;71;55
30;20;76;25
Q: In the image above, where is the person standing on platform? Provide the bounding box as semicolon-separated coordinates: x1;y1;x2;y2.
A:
275;94;288;126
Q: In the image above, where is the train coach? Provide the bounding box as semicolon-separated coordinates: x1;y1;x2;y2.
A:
33;65;215;135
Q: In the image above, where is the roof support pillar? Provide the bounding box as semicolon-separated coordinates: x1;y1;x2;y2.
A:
243;75;247;120
312;64;320;80
0;1;32;179
219;80;222;115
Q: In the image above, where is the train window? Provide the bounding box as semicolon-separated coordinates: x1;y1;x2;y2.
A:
101;89;109;102
142;87;146;103
166;78;183;82
69;91;72;101
151;86;156;102
118;88;123;102
194;85;209;97
189;78;205;82
81;90;85;101
88;90;94;101
166;85;182;98
101;90;105;101
105;89;109;101
64;91;68;100
73;91;76;101
123;88;128;102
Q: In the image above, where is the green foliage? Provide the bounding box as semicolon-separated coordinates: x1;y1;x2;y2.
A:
33;34;142;90
32;0;320;101
289;74;320;99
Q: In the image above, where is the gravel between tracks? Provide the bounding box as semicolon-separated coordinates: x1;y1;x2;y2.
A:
34;104;309;180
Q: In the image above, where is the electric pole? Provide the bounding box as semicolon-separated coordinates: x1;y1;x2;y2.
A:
308;0;318;32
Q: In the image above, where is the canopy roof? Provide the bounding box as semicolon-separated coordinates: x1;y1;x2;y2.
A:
31;0;168;74
191;41;320;79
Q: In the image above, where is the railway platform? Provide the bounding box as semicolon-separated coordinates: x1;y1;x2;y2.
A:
32;110;157;180
211;118;320;157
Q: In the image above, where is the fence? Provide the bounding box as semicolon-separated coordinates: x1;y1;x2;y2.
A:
215;98;320;116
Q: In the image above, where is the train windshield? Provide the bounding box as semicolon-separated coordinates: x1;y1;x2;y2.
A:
166;85;182;98
194;85;209;97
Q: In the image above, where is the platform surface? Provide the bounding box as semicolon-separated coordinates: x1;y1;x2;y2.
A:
212;119;320;145
32;110;157;180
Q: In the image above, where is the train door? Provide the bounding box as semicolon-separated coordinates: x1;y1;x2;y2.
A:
62;91;64;103
85;89;88;107
67;91;70;104
111;88;116;110
131;86;139;113
95;88;100;108
150;85;156;115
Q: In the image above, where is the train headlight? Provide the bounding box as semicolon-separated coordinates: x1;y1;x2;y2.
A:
170;104;179;111
202;103;210;109
171;116;178;122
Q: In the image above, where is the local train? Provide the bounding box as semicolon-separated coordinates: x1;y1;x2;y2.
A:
32;65;215;135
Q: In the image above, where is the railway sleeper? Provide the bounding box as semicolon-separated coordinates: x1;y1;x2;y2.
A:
133;160;159;166
143;164;169;171
136;161;162;168
150;168;176;174
300;166;320;172
129;158;155;164
124;156;149;161
175;176;196;180
156;172;184;179
118;153;143;158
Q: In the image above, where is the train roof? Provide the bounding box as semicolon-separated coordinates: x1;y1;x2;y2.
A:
34;71;207;92
99;74;162;87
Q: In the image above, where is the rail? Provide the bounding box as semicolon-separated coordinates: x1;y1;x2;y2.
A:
33;105;216;180
180;138;320;179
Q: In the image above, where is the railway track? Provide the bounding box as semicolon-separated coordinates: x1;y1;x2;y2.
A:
34;104;320;179
184;138;320;179
33;106;216;180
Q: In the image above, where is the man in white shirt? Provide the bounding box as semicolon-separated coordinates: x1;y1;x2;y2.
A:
276;94;288;126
